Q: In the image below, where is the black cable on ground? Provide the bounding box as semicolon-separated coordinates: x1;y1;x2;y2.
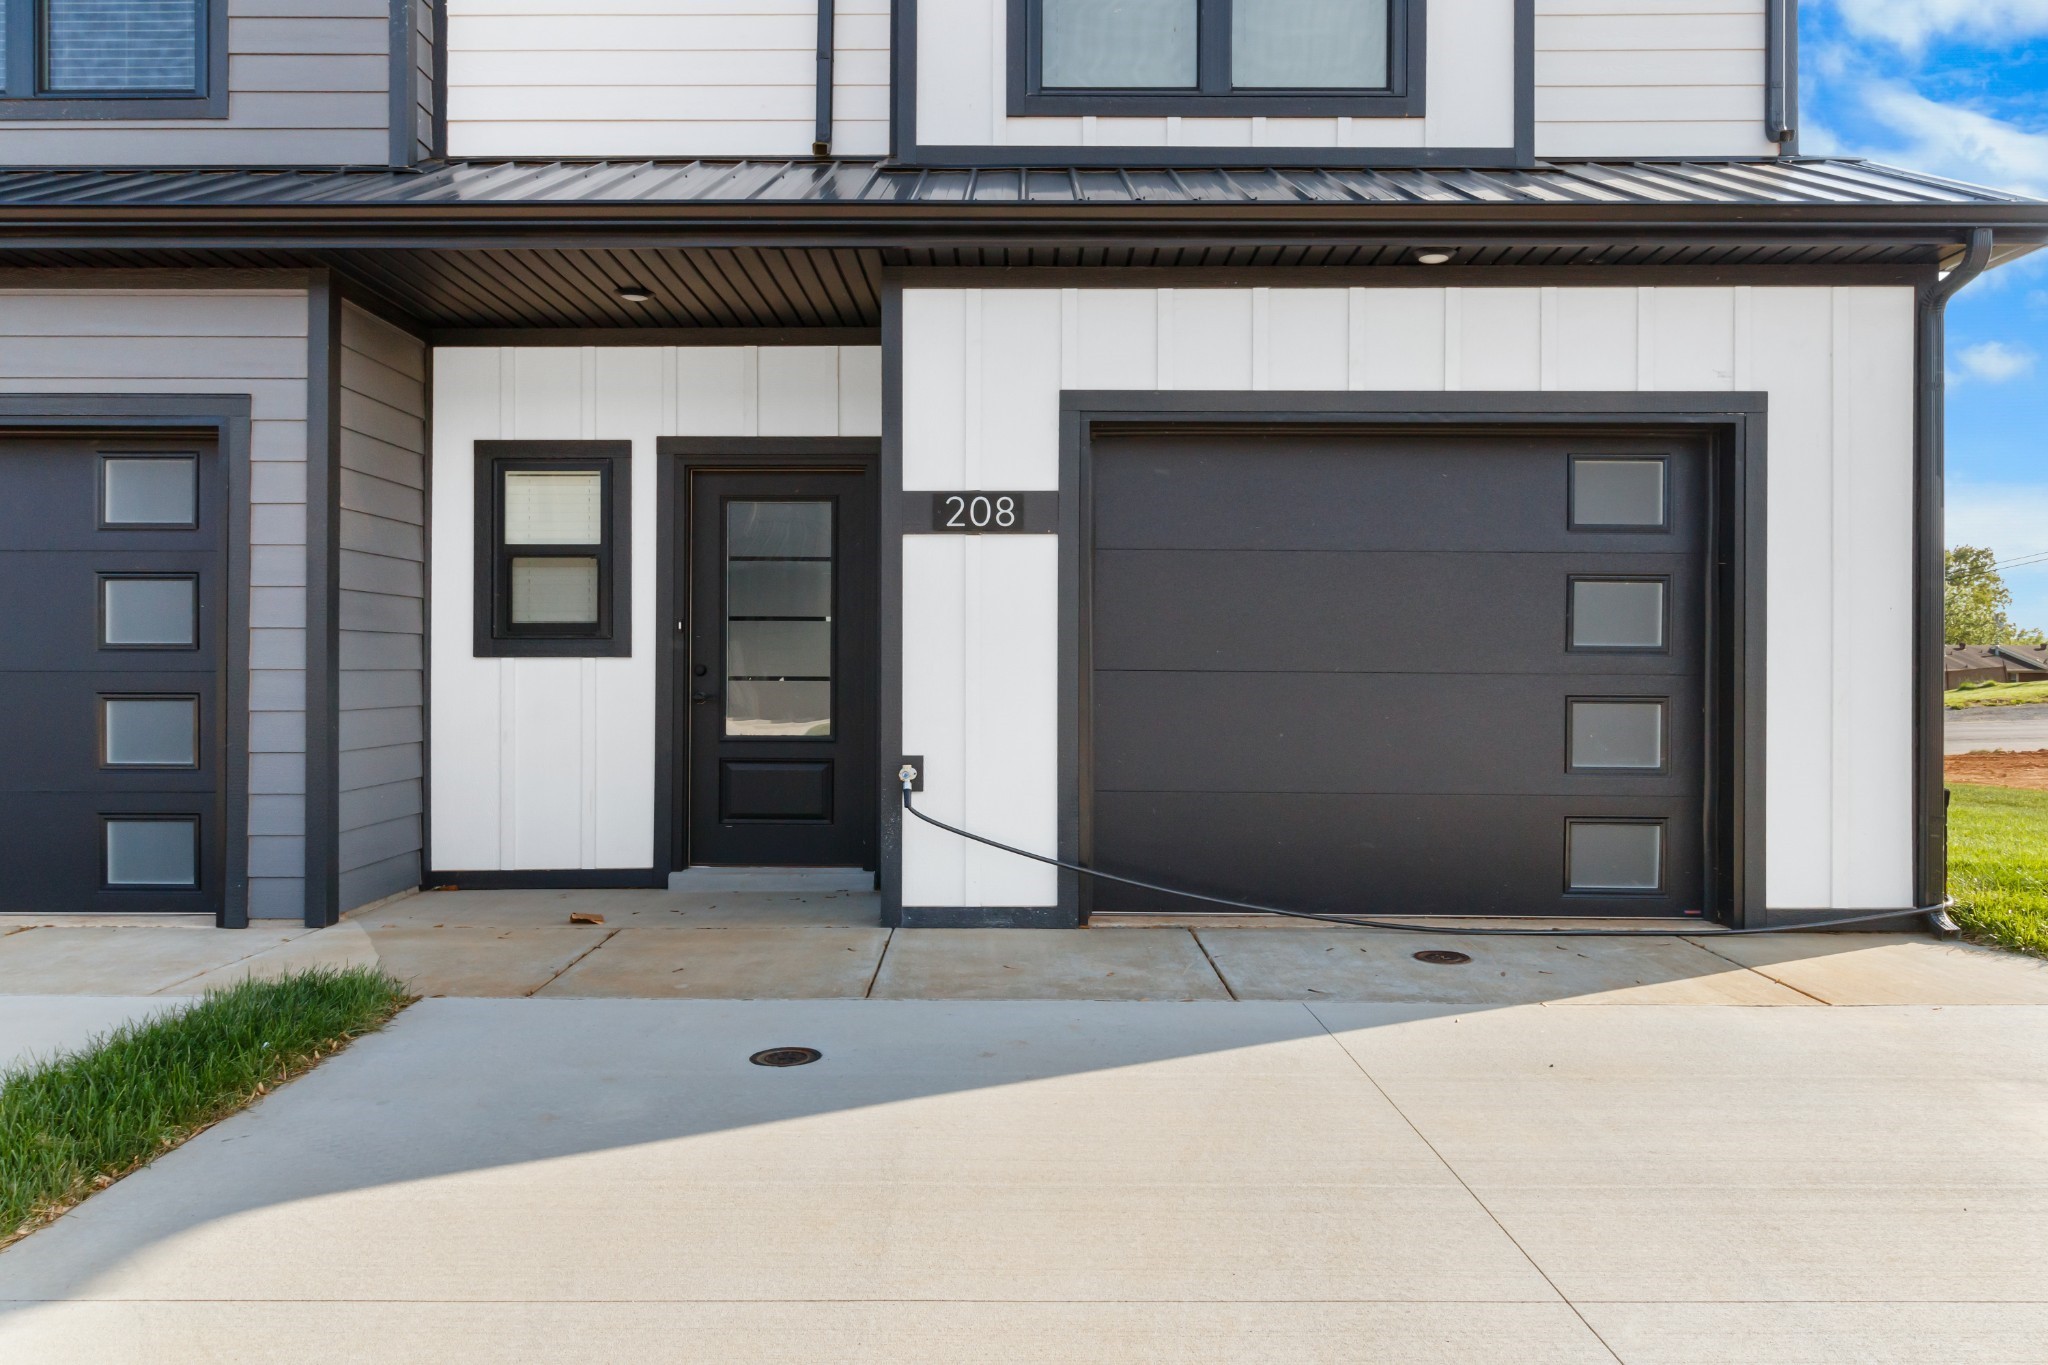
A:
901;784;1952;938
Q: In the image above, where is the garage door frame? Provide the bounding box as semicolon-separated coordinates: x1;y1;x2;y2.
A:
0;394;254;928
1054;391;1767;928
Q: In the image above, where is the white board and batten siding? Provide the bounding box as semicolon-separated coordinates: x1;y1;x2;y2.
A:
1;1;394;166
0;288;312;918
338;305;429;912
1534;0;1778;158
915;0;1513;152
428;345;882;872
444;0;891;158
901;286;1916;914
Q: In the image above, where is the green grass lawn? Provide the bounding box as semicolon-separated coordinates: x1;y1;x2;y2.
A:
1945;679;2048;709
1948;784;2048;959
0;967;409;1246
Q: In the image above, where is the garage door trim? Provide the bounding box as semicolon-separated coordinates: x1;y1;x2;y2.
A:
1054;391;1767;929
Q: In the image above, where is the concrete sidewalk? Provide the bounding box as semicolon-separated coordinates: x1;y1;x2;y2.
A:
4;891;2047;1007
1;998;2044;1363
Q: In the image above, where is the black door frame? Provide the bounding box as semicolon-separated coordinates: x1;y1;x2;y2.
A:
1039;392;1770;930
654;438;882;876
0;395;254;928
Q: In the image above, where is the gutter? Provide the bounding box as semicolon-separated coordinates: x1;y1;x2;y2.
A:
1915;227;1994;929
0;210;2042;256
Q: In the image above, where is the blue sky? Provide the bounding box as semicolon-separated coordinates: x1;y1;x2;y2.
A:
1800;0;2048;629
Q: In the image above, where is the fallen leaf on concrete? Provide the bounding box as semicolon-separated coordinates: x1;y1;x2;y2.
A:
569;912;605;926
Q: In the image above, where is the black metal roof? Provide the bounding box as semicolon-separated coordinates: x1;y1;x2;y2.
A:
2;157;2038;331
0;157;2039;227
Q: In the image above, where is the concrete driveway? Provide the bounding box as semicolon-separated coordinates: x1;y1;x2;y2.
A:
3;995;2046;1364
1945;700;2048;753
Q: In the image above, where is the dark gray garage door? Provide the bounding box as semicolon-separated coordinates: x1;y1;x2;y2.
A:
0;436;225;915
1090;430;1706;918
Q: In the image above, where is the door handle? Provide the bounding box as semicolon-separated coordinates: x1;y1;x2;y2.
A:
691;691;721;705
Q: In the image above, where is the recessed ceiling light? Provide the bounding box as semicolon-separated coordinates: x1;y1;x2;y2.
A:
1414;249;1455;266
615;284;655;303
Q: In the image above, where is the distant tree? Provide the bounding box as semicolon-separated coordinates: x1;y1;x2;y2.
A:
1945;545;2014;645
2010;624;2048;650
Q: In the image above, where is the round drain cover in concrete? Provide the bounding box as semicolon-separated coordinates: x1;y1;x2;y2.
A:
1412;950;1472;965
750;1047;822;1067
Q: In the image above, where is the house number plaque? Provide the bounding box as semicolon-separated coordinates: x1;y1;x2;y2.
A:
911;491;1058;534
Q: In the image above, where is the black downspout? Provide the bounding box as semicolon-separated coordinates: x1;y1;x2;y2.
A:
1765;0;1798;149
813;0;835;156
1916;228;1993;930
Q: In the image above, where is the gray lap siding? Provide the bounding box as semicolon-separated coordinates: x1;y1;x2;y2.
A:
337;303;428;912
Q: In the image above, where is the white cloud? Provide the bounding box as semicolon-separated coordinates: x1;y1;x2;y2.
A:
1821;79;2048;198
1831;0;2048;51
1956;339;2039;382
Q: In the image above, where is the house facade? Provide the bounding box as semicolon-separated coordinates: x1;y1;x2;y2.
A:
0;0;2041;930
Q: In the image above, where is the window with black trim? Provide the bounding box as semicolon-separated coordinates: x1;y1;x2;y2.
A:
0;0;225;119
1012;0;1420;116
474;441;633;658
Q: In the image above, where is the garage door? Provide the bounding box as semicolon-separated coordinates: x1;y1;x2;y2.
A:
1089;430;1706;918
0;436;226;915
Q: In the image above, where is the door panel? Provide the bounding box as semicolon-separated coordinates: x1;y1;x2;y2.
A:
684;470;875;869
1089;430;1709;919
0;436;225;915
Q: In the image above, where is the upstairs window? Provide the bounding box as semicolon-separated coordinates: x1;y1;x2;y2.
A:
0;0;223;117
1017;0;1418;116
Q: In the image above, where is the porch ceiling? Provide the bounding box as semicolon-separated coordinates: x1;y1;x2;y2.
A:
0;237;1990;334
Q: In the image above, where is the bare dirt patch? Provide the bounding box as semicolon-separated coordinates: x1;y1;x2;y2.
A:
1946;749;2048;792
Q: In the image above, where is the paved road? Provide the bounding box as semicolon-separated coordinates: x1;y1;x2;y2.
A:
4;995;2046;1363
1945;701;2048;754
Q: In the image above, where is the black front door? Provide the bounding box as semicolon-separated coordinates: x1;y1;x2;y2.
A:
684;470;876;868
0;435;226;915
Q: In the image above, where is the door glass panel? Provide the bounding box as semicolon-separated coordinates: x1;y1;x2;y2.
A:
1233;0;1389;88
102;455;197;526
1571;457;1666;529
1570;578;1665;650
727;500;832;738
1567;821;1663;892
1042;0;1197;88
102;696;199;767
729;559;831;618
728;500;831;558
105;817;198;887
510;557;599;624
1569;699;1664;771
101;575;197;647
725;681;833;738
504;470;603;544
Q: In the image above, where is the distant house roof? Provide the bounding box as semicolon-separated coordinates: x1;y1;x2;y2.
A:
1947;646;2006;671
1993;644;2048;673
